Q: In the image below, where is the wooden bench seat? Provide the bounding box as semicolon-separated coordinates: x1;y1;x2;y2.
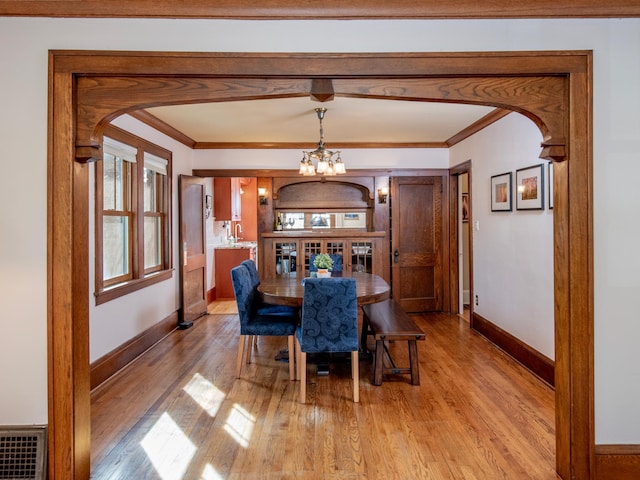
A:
361;300;426;386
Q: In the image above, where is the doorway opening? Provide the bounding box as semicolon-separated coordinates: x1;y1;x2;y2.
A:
48;50;592;480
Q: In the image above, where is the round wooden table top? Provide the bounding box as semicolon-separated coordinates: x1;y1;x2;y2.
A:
258;272;390;307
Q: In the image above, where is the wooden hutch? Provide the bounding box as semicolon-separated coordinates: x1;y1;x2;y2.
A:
259;175;390;281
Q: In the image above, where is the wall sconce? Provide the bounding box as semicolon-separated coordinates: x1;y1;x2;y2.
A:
258;187;268;205
378;186;389;204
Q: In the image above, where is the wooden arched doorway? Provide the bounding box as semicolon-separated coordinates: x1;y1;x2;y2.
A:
48;51;592;479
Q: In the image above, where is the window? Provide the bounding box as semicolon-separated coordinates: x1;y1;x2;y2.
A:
95;126;172;304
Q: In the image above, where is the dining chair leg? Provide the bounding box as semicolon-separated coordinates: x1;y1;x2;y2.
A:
295;336;301;381
296;338;307;403
236;335;246;378
287;335;295;380
351;350;360;403
245;335;254;364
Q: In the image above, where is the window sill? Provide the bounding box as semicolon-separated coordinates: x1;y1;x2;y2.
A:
95;269;173;305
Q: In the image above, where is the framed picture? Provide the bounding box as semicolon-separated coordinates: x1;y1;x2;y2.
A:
491;172;512;212
516;163;545;210
548;162;553;209
461;193;469;222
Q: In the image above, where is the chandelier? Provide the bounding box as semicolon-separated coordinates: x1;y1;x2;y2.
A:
299;107;346;176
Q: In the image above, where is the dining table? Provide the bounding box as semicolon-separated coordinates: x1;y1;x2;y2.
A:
257;271;391;307
258;271;391;375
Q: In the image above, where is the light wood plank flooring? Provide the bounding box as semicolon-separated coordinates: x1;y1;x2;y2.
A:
91;305;557;479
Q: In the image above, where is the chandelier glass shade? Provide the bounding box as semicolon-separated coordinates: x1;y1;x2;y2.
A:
299;108;346;176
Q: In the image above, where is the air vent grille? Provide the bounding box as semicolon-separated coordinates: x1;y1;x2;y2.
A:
0;427;46;480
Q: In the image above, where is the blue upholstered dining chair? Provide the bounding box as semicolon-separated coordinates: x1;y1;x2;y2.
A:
309;254;343;273
241;259;298;316
230;265;298;380
295;277;359;403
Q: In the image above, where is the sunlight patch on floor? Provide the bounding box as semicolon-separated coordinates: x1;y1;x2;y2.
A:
223;403;255;448
201;463;224;480
183;372;226;417
140;412;196;480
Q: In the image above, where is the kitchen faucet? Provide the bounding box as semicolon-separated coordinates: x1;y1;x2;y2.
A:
234;223;243;241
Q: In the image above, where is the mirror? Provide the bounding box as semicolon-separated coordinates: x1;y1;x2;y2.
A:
277;211;367;230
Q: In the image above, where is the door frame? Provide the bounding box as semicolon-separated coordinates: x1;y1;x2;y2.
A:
449;161;473;320
48;50;592;479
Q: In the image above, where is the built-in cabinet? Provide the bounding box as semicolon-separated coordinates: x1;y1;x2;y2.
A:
214;246;254;299
261;232;386;279
213;177;241;221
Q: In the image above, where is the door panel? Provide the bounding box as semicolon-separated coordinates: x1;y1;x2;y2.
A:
391;176;443;312
179;175;207;325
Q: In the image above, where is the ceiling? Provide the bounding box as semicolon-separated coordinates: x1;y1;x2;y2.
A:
144;96;497;147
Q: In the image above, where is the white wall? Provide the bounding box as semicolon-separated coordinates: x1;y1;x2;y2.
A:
1;16;639;443
451;113;554;358
192;148;449;170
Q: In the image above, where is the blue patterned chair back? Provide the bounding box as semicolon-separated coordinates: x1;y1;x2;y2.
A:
298;277;358;353
241;259;260;289
231;264;298;336
309;254;343;273
231;265;255;331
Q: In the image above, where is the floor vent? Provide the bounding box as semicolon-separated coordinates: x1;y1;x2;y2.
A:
0;426;47;480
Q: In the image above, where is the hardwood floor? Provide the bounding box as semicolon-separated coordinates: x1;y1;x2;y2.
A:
90;306;557;479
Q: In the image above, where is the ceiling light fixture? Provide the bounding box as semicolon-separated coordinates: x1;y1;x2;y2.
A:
299;108;346;176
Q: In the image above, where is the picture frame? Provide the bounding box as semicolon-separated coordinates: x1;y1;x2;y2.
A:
548;162;553;209
516;163;545;210
461;193;469;222
491;172;512;212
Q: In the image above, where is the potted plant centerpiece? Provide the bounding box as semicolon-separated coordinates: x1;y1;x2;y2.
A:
313;253;334;278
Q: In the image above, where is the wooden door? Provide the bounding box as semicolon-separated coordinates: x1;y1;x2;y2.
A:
179;175;208;326
391;176;444;312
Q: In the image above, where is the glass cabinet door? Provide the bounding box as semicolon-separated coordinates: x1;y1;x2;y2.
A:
349;241;373;273
274;241;297;276
301;240;345;276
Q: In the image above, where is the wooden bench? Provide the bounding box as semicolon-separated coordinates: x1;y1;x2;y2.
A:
361;300;426;386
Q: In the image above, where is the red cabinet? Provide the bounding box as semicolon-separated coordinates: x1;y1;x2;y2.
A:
214;247;252;299
213;177;241;221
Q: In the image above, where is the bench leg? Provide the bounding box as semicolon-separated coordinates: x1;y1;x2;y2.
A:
373;339;384;386
408;340;420;385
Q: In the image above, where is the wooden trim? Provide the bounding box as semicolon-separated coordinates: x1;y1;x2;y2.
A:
193;168;456;178
49;50;593;479
595;445;640;480
194;141;449;149
446;108;512;146
207;287;216;304
128;110;196;148
94;270;173;305
472;311;555;387
2;1;640;19
90;312;178;390
448;160;473;316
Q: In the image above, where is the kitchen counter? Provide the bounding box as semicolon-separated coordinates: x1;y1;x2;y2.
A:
214;241;257;250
